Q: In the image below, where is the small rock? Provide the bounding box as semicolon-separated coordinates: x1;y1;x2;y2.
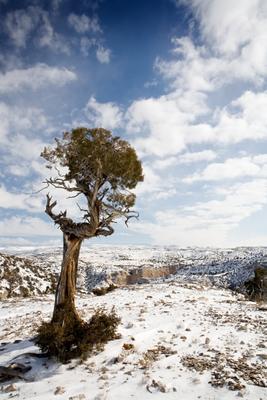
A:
2;384;17;393
256;354;267;360
123;343;134;351
54;386;65;395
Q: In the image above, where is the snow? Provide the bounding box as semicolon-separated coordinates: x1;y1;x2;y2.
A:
1;245;267;299
0;282;266;399
0;246;266;399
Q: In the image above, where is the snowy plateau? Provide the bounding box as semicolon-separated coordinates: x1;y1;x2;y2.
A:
0;245;266;400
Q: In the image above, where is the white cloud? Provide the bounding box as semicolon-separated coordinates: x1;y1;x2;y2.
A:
153;157;178;170
0;185;42;212
179;150;217;164
182;0;267;57
184;154;267;183
0;216;59;237
4;6;40;47
126;87;267;156
132;179;267;246
0;102;47;143
96;46;111;64
152;150;216;171
68;13;101;33
123;1;267;158
4;6;70;53
51;0;63;13
80;37;96;56
126;91;210;156
38;14;70;54
166;1;267;90
134;164;177;200
84;96;123;129
213;91;267;144
0;64;77;93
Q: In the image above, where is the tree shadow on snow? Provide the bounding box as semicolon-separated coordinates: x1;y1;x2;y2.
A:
0;338;61;385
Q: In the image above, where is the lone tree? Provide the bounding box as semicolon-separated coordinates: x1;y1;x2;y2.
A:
40;127;143;327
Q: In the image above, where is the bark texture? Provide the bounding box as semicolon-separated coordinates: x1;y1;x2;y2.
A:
52;234;82;324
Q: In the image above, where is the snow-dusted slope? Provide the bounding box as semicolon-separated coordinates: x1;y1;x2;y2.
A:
0;253;58;299
1;246;267;298
0;282;266;399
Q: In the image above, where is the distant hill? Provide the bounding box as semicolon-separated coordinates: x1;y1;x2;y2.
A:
1;246;267;299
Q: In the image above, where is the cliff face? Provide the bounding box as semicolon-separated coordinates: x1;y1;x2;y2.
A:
1;246;267;299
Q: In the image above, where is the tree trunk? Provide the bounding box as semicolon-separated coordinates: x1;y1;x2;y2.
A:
52;234;83;325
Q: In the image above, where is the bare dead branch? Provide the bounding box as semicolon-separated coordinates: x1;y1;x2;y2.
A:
96;225;114;237
44;178;82;193
125;211;139;227
67;192;82;199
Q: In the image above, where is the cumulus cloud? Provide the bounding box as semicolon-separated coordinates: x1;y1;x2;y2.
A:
184;155;267;183
131;179;267;246
84;96;123;129
0;64;77;93
96;46;111;63
4;6;40;48
68;13;101;33
152;150;216;171
133;164;177;201
0;102;50;184
167;1;267;89
179;150;217;164
122;0;267;159
0;102;47;143
0;216;59;237
126;88;267;156
4;6;70;53
51;0;63;13
126;91;210;156
80;37;96;56
182;0;267;57
0;185;43;212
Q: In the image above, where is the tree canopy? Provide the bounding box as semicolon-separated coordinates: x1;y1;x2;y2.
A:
41;127;144;239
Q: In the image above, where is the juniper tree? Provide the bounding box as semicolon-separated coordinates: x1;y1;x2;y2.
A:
41;127;143;326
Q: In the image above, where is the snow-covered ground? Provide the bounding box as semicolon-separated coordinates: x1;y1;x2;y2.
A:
1;245;267;299
0;246;266;399
0;282;266;399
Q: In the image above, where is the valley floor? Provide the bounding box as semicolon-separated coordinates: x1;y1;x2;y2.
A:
0;282;266;400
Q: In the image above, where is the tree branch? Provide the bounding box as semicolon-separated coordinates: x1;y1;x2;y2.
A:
45;194;97;239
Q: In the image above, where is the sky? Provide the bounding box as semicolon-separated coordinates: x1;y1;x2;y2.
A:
1;0;267;248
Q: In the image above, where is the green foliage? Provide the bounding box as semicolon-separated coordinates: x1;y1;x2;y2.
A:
35;307;120;363
41;127;143;213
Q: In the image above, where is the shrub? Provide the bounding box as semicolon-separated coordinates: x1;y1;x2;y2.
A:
245;268;267;302
92;284;117;296
34;307;120;363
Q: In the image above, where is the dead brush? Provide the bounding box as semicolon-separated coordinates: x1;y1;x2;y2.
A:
139;345;177;369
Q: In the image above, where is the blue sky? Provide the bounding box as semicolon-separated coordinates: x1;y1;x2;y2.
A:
1;0;267;248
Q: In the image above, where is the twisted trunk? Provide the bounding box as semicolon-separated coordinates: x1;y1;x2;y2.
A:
52;234;83;325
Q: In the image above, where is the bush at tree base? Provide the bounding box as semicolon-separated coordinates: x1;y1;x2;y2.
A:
34;307;120;363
